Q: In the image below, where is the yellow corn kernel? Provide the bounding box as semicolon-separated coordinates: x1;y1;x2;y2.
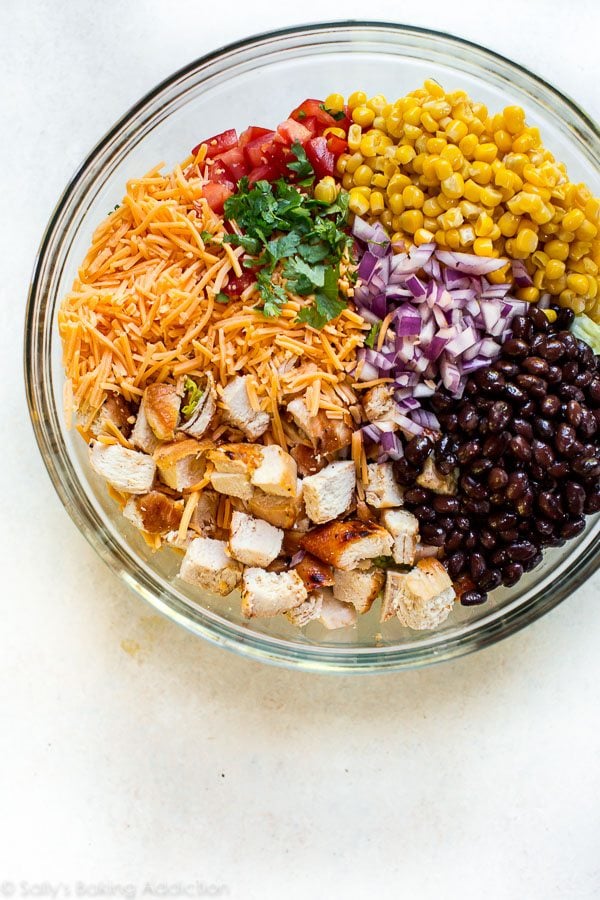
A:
371;173;389;189
544;308;558;323
473;237;495;256
576;219;599;241
382;159;399;180
422;196;442;218
434;229;448;247
567;273;590;295
569;241;592;261
367;94;388;114
348;91;367;110
314;177;337;204
446;119;469;143
489;225;502;241
394;144;415;166
545;239;570;261
336;154;349;175
444;228;460;250
557;228;575;243
459;134;479;159
390;231;405;247
504;105;526;134
514;228;539;254
424;78;445;98
545;259;565;279
427;137;447;155
404;105;423;127
373;116;386;131
441;144;464;170
469;161;492;186
463;179;481;203
369;191;385;215
512;133;536;154
323;126;346;139
494;129;513;154
423;216;438;232
402;184;425;208
345;152;364;175
388;193;405;215
459;224;475;246
474;142;498;163
399;210;424;234
352;106;375;128
585;197;600;222
341;173;354;190
391;215;403;233
360;130;392;158
498;212;519;237
459;200;480;221
531;250;549;269
380;209;393;230
479;186;503;207
530;203;555;226
387;173;411;195
439;207;464;230
353;164;373;187
420;111;438;133
505;153;529;176
436;192;455;212
475;212;494;237
533;269;546;290
516;286;540;302
352;186;371;199
347;124;362;152
348;188;370;216
324;93;344;112
403;124;421;141
441;172;465;199
587;276;599;298
414;227;435;245
412;153;427;174
429;157;452;181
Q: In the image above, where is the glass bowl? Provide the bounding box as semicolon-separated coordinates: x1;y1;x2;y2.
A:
25;21;600;672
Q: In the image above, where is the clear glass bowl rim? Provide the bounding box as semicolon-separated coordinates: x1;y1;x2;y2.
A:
24;20;600;673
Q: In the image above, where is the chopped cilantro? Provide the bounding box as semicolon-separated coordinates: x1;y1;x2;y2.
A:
181;378;204;418
365;322;381;349
200;230;215;244
287;142;314;181
256;271;288;317
319;103;346;121
296;110;307;120
370;556;395;570
215;291;231;304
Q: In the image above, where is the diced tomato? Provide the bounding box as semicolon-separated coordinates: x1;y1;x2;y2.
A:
215;146;248;182
304;137;336;178
238;126;273;151
326;134;348;157
191;128;238;159
202;181;234;213
247;162;282;185
301;116;319;138
290;99;339;130
225;271;255;298
276;118;312;145
243;131;277;168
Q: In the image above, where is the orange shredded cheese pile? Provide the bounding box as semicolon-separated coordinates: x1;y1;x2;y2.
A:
58;160;370;432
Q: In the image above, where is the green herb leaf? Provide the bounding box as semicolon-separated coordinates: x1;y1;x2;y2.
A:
365;322;381;349
181;378;204;418
200;230;215;244
287;142;314;181
215;292;231;304
370;555;395;570
296;110;307;120
256;271;288;317
319;103;346;121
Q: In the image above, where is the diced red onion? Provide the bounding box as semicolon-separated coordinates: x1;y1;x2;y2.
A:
290;550;305;567
512;259;534;288
436;250;507;274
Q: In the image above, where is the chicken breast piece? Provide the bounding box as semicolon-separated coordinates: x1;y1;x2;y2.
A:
123;491;183;534
285;591;323;627
228;511;283;567
333;567;385;614
290;443;327;477
303;461;356;524
365;462;404;509
250;444;298;497
179;537;242;596
241;568;307;618
300;519;393;571
190;489;219;535
221;376;270;440
144;383;182;441
89;441;156;494
382;559;456;630
381;508;420;566
363;384;397;425
178;373;217;439
130;399;160;455
293;553;334;592
318;588;358;630
90;394;132;438
210;471;254;501
246;489;302;529
286;399;352;455
416;456;459;495
154;439;210;492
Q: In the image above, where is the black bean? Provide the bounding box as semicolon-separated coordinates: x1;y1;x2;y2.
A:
495;359;520;377
490;491;506;506
508;540;537;561
506;471;529;501
517;373;548;398
457;440;481;465
405;435;434;466
503;338;530;358
480;529;497;550
432;495;459;514
511;315;532;340
460;474;487;500
446;552;466;579
436;454;458;475
533;417;555;441
464;531;478;550
404;487;429;505
556;423;579;455
413;505;436;523
523;356;550;377
561;361;579;382
445;531;464;552
438;516;456;531
538;491;564;520
513;418;534;441
509;435;532;462
540;338;565;362
566;400;583;427
559;384;586;402
532;439;555;467
546;365;563;385
502;562;524;587
560;333;579;359
574;370;593;389
460;590;487;606
540;395;561;417
488;467;509;490
528;306;550;331
548;461;570;479
470;553;487;581
555;307;575;329
394;459;420;485
491;548;510;567
499;528;520;543
560;516;586;539
479;568;502;591
516;490;535;517
457;404;479;432
482;433;510;459
469;458;493;477
584;486;600;514
475;368;505;393
421;524;446;546
522;550;544;572
572;456;600;478
462;499;491;516
535;519;554;536
489;511;518;531
487;400;512;432
579;410;597;438
587;378;600;404
504;383;527;403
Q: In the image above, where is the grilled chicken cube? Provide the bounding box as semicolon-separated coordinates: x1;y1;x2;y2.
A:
210;471;254;501
290;443;327;477
303;461;356;524
364;462;404;508
123;490;183;534
154;439;210;491
130;398;160;455
241;568;307;618
179;536;242;596
286;399;352;455
333;567;385;614
208;443;263;501
318;588;358;630
246;489;302;529
228;511;283;568
190;489;219;535
221;376;270;440
382;559;455;630
293;553;335;592
300;519;393;571
381;508;420;566
285;591;324;627
89;441;156;494
144;383;182;441
363;384;397;425
380;570;405;622
250;444;298;497
90;394;132;438
416;455;459;495
178;373;217;439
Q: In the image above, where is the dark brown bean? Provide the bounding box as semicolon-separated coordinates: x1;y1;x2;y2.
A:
561;361;579;382
470;553;487;581
457;404;479;432
446;552;466;579
509;435;532;462
511;315;532;340
515;490;534;517
499;528;520;543
532;439;555;467
572;456;600;478
584;486;600;514
491;548;510;567
540;395;561;417
513;418;534;441
566;400;583;427
535;519;554;536
404;487;429;505
523;356;550;377
475;368;505;393
495;359;520;377
522;550;543;572
503;338;530;358
462;499;491;516
457;440;481;464
420;524;446;546
502;562;524;587
445;531;464;552
517;373;548;398
548;460;570;478
479;568;502;591
533;417;555;441
587;378;600;404
469;458;493;476
528;306;550;331
508;540;537;561
506;471;529;501
487;400;512;432
482;433;510;459
460;590;487;606
504;382;527;403
565;482;586;516
560;332;579;359
432;495;459;514
538;491;564;520
393;459;420;485
540;338;564;362
555;423;577;455
555;307;575;329
560;516;586;539
413;505;436;523
460;474;488;500
559;383;586;402
464;531;478;550
479;529;497;550
489;511;518;531
574;370;593;389
405;435;434;466
579;410;597;438
488;467;509;490
546;365;562;385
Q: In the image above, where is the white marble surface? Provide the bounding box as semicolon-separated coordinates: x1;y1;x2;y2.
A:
2;1;600;896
